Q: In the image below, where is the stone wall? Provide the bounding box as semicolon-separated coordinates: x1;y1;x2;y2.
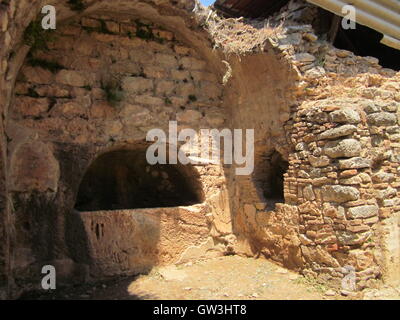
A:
1;0;400;298
6;10;231;294
0;0;47;299
287;100;400;289
221;15;400;290
0;0;231;297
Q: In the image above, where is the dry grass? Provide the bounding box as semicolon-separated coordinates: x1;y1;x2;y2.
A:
195;4;284;56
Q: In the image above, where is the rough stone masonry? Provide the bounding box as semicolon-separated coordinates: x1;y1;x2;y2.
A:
0;0;399;298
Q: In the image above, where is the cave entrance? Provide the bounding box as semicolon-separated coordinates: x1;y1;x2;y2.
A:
75;146;204;212
254;150;289;210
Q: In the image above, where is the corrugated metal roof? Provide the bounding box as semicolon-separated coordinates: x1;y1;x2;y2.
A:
213;0;290;18
306;0;400;50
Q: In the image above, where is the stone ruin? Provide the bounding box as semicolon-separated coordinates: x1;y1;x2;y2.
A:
0;0;399;298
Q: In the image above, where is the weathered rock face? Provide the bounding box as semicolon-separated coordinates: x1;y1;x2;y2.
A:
1;0;400;299
10;142;60;193
217;9;400;290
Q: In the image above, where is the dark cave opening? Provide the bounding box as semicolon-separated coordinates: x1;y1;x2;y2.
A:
75;147;204;211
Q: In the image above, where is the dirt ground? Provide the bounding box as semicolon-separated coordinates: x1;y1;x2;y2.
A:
20;256;400;300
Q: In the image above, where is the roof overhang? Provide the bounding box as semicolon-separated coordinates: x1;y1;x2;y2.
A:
307;0;400;50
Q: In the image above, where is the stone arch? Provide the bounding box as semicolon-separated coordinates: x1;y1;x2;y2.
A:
75;143;205;212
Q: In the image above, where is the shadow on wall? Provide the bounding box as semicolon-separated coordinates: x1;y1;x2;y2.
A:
253;149;289;211
215;47;299;262
11;143;95;289
75;146;204;211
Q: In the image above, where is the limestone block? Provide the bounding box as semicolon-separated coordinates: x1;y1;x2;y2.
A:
35;85;70;98
339;175;362;185
318;125;357;140
371;171;395;183
56;70;88;87
122;77;153;94
301;245;340;268
303;185;315;200
348;250;375;271
308;155;330;167
176;82;196;97
299;234;313;245
304;67;325;79
362;102;381;114
91;101;114;118
374;187;397;200
347;205;379;219
21;66;53;85
110;62;141;75
51;101;87;119
335;49;351;58
307;111;328;124
293;53;315;64
120;104;151;124
367;112;397;126
338;157;371;169
143;66;167;79
337;230;372;245
155;53;178;68
134;95;164;106
174;45;191;55
359;173;372;183
324;139;361;158
156;80;176;96
93;32;122;43
322;185;360;203
329;108;361;123
303;33;318;42
171;70;190;81
154;30;174;41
